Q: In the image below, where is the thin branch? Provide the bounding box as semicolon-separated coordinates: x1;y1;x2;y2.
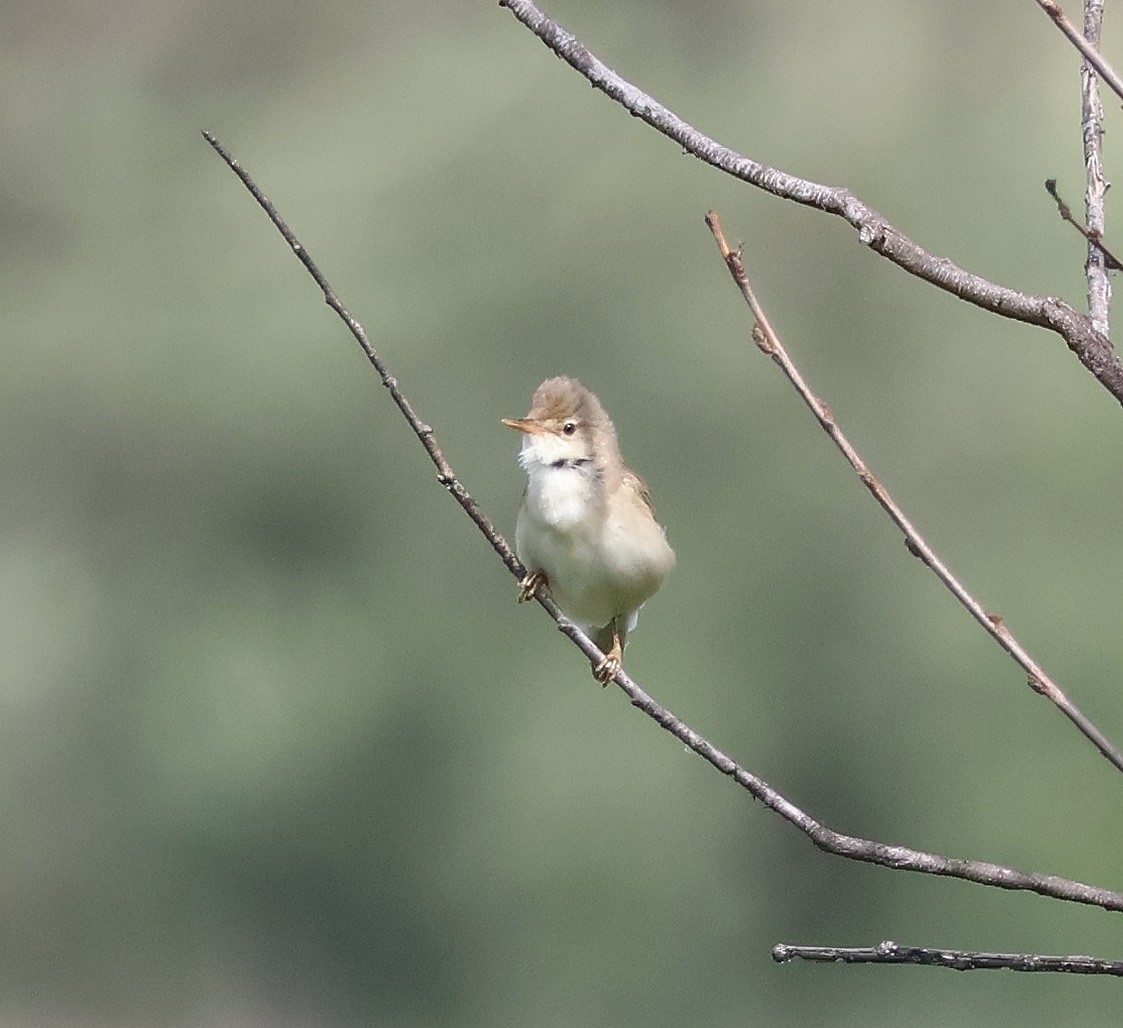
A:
704;210;1123;775
773;940;1123;975
202;130;1123;914
1046;179;1123;271
1035;0;1123;107
497;0;1123;406
1081;0;1111;334
201;132;524;581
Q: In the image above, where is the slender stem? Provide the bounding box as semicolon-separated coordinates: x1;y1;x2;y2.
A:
1045;179;1123;270
705;210;1123;774
202;131;1123;914
773;940;1123;975
1035;0;1123;106
498;0;1123;406
1081;0;1111;334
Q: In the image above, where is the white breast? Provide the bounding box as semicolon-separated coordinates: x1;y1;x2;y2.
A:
515;459;670;630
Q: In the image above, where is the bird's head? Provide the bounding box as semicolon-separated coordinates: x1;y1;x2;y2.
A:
502;376;620;474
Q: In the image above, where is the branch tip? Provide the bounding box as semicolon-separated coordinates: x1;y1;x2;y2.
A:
705;210;731;258
705;212;1123;775
1045;179;1123;271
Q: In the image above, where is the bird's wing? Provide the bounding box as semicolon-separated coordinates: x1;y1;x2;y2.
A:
622;470;660;522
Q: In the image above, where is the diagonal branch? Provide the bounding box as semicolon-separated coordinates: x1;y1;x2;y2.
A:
705;209;1123;774
1035;0;1123;107
1046;179;1123;272
202;130;1123;915
201;133;524;581
497;0;1123;406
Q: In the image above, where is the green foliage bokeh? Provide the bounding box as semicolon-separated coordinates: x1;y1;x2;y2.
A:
3;0;1123;1023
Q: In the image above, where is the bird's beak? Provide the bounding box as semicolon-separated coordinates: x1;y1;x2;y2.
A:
501;417;549;435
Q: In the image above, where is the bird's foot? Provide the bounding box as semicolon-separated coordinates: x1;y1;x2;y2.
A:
517;569;548;603
592;640;624;686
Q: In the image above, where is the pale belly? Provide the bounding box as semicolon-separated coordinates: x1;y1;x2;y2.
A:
516;505;672;630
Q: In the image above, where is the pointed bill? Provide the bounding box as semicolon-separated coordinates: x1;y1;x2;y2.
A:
501;417;551;435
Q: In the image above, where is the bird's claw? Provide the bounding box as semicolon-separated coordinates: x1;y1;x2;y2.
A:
517;569;548;603
592;641;624;686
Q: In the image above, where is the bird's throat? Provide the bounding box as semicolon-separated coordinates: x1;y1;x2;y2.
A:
524;461;605;535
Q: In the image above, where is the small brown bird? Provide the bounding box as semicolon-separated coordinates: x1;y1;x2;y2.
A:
502;376;675;683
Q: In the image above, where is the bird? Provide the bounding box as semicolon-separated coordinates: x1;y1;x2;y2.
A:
502;376;675;684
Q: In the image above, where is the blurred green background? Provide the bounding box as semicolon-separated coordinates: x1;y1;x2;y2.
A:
4;0;1123;1023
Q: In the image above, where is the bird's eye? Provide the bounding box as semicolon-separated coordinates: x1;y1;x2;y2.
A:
562;422;577;436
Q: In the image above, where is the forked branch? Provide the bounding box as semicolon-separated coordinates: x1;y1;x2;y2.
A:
498;0;1123;405
203;131;1123;916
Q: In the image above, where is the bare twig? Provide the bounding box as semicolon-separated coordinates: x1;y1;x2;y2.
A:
202;131;1123;913
1045;179;1123;271
1035;0;1123;107
1081;0;1111;334
773;940;1123;975
497;0;1123;406
704;210;1123;775
201;132;527;581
